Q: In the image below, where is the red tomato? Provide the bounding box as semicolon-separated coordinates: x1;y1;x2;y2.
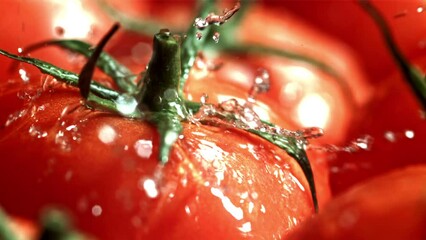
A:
0;76;315;239
0;1;336;239
329;58;426;195
288;165;426;240
280;0;426;85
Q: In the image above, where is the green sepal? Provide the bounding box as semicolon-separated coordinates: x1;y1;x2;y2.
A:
22;39;136;94
248;128;318;212
360;0;426;109
0;49;119;100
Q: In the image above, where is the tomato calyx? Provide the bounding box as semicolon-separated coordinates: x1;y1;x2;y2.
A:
360;0;426;109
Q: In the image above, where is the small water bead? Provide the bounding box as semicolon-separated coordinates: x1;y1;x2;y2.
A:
98;124;117;144
91;205;103;217
247;68;270;104
212;32;220;43
417;6;424;13
354;135;374;150
54;26;65;36
134;139;153;159
159;28;171;36
139;178;159;199
405;130;415;139
200;93;209;105
18;68;30;82
5;109;28;127
116;94;139;116
28;124;48;138
195;31;203;40
384;131;396;142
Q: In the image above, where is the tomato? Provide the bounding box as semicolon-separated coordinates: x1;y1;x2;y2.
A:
0;1;336;239
300;1;426;195
0;75;316;239
287;165;426;240
280;0;426;85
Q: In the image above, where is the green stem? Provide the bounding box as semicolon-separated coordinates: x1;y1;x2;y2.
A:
20;39;136;94
0;49;120;100
138;31;187;163
360;0;426;109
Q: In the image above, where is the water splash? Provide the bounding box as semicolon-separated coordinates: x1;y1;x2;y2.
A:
247;68;270;105
194;1;241;30
308;135;374;153
4;109;28;127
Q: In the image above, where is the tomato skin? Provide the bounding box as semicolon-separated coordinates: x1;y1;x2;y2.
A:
0;74;317;239
288;165;426;240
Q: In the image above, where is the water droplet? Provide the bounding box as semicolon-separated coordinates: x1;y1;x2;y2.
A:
55;130;71;152
238;222;252;233
299;127;324;139
28;124;48;138
212;32;220;43
405;130;415;139
17;88;42;101
91;205;102;217
417;6;424;13
164;89;178;101
193;2;241;30
17;47;23;53
98;124;117;144
5;109;28;127
247;68;270;104
196;31;203;40
116;94;138;116
354;135;373;150
200;93;209;105
18;68;30;82
384;131;396;142
54;26;65;36
139;178;159;198
134;139;153;159
159;28;171;36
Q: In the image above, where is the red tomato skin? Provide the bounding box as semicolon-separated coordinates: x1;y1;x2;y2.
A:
0;75;317;239
288;165;426;240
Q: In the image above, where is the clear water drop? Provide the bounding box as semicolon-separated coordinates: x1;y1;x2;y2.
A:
139;178;159;198
196;31;203;40
200;93;209;105
116;94;139;116
384;131;396;142
5;109;28;127
91;205;102;217
28;124;48;138
405;130;415;139
18;68;30;82
134;139;153;159
212;32;220;43
247;68;270;104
